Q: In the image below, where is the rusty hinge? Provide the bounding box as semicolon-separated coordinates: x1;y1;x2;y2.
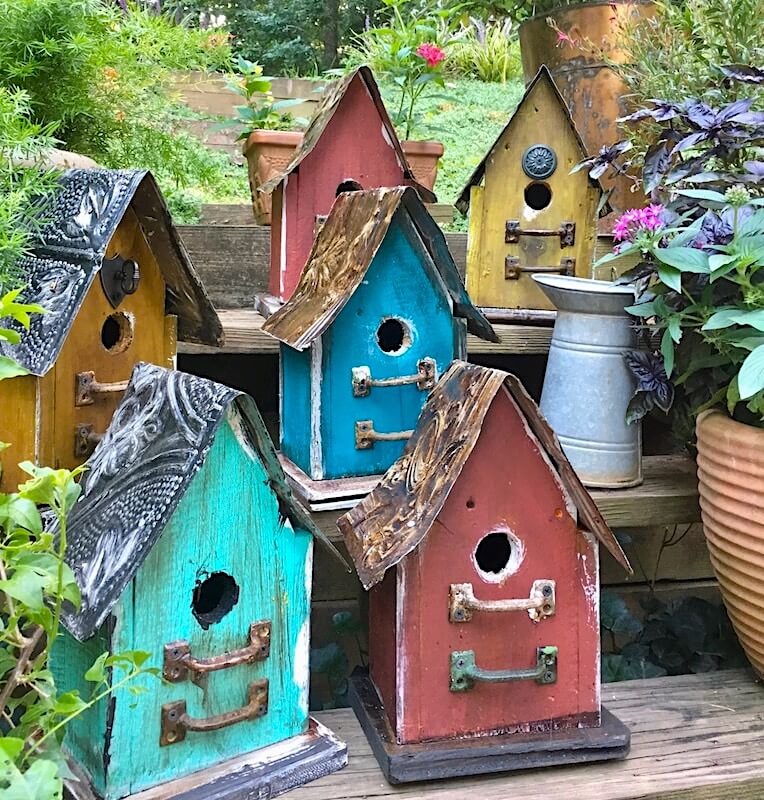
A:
449;581;556;623
505;220;576;247
505;256;576;280
163;621;271;685
355;420;413;450
74;424;102;458
351;358;436;398
75;371;130;406
160;679;268;746
450;647;558;692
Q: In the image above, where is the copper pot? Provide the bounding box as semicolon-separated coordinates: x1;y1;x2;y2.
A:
401;140;444;192
242;130;303;225
696;410;764;678
519;1;654;229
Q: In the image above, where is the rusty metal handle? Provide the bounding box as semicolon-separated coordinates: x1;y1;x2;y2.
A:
450;648;557;692
352;357;436;397
449;581;555;623
75;371;130;406
505;220;576;246
160;680;268;746
163;621;271;684
505;257;576;281
74;424;103;457
355;420;413;450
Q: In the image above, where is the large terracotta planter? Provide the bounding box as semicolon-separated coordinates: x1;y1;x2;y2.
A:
519;1;654;228
243;130;303;225
402;140;444;192
696;410;764;677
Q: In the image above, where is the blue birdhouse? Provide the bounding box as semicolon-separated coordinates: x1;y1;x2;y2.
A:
262;187;496;509
52;363;347;800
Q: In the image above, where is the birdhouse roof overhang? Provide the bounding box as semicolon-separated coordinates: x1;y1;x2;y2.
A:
0;169;222;377
258;66;435;203
262;187;497;350
338;360;632;590
59;362;341;642
455;66;608;215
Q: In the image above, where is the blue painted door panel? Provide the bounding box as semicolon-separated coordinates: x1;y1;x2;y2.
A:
280;343;313;476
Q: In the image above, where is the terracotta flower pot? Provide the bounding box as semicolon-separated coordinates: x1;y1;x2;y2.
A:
402;140;444;192
243;130;303;225
696;410;764;677
519;1;655;229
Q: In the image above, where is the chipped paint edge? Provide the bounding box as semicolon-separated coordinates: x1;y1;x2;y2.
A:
309;337;323;480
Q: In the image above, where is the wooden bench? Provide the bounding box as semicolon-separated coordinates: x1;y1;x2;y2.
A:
294;669;764;800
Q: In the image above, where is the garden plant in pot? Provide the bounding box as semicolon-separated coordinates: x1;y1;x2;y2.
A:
591;76;764;677
229;57;308;225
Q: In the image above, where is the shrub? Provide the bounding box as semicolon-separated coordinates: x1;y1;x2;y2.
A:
447;18;522;83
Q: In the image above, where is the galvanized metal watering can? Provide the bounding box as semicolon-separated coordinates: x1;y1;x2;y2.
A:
533;275;642;488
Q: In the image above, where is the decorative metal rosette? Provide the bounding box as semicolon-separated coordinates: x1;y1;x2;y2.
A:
522;145;557;180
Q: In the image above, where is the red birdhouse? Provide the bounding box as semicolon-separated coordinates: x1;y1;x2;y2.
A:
258;66;434;303
338;360;633;783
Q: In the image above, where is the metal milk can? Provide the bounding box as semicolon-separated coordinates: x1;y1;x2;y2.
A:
533;275;642;488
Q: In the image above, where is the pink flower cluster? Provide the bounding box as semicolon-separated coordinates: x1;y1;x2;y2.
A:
612;204;666;242
416;42;446;68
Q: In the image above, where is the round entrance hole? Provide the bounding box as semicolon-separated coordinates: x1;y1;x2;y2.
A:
192;572;239;630
475;532;513;576
336;179;363;196
376;317;411;355
100;312;133;354
524;181;552;211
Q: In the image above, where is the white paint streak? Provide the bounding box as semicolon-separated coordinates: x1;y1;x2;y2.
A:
279;177;288;297
293;543;313;718
577;530;601;711
309;337;323;479
226;407;259;463
395;565;407;738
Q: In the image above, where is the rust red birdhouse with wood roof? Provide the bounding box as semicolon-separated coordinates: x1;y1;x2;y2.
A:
258;66;434;303
338;361;632;783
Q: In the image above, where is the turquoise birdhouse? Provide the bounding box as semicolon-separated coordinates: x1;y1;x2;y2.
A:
262;187;496;510
52;363;347;800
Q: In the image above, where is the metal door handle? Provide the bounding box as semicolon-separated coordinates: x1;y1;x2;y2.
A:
505;220;576;246
449;581;555;623
160;680;269;745
505;257;576;280
163;621;271;684
355;420;413;449
75;371;130;406
352;358;436;397
74;424;103;457
450;647;557;692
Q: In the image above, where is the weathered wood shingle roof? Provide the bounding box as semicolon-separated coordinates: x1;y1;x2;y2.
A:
262;187;497;350
338;360;631;589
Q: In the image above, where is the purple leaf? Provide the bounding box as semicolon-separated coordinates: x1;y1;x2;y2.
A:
685;102;716;129
719;64;764;84
674;131;708;152
728;111;764;125
642;141;671;193
718;98;754;122
745;160;764;176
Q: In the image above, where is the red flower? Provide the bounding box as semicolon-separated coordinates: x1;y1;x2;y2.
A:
416;42;446;68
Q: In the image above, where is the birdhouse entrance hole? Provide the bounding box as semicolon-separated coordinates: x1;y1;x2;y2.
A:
474;530;522;582
336;179;363;196
376;317;411;355
101;312;133;354
192;572;239;629
524;182;552;211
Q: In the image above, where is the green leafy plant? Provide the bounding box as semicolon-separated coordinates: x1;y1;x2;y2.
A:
225;57;307;139
447;18;522;83
0;294;155;797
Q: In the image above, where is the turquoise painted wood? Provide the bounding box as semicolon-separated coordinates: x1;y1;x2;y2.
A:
321;216;461;479
53;412;313;799
280;343;313;475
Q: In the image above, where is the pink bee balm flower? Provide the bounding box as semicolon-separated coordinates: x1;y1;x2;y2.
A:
612;204;666;242
556;30;576;46
416;42;446;68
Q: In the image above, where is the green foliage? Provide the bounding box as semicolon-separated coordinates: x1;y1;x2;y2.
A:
600;591;746;682
446;18;522;84
0;295;156;797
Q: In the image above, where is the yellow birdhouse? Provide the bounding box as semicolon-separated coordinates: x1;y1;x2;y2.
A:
0;169;222;491
456;66;606;312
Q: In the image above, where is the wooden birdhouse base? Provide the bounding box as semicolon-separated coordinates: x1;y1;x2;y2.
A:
64;718;347;800
349;672;630;785
279;455;382;511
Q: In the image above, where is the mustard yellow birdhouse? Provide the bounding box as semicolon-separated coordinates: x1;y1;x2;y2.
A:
456;66;606;312
0;168;222;491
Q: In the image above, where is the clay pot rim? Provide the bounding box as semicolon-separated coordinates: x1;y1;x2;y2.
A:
243;129;304;153
696;409;764;446
401;139;445;157
519;0;653;26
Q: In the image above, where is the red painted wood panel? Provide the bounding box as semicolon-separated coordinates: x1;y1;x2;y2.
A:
270;73;409;300
396;387;600;744
368;570;399;732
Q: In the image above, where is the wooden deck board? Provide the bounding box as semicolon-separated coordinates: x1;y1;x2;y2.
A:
301;670;764;800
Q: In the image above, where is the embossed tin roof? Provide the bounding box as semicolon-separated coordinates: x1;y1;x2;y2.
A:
262;187;497;350
258;66;435;202
0;169;222;376
455;66;607;214
61;362;340;641
338;361;631;590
